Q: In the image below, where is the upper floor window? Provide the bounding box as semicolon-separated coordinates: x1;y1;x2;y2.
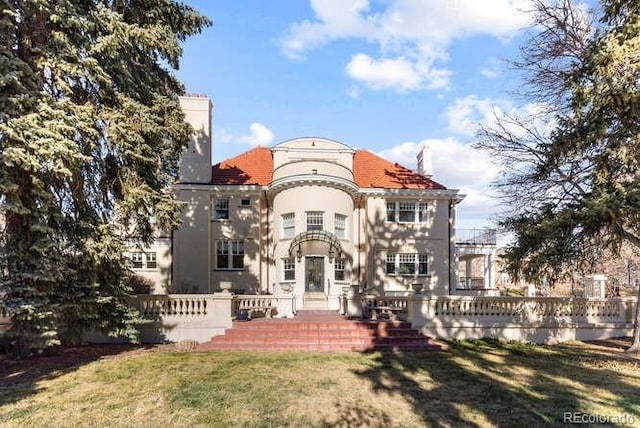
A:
418;254;428;275
334;214;346;239
385;252;429;276
213;198;229;220
216;240;244;270
131;252;144;269
385;252;396;275
399;253;416;275
282;213;295;238
283;258;295;281
146;252;157;269
386;201;430;223
334;258;346;281
306;211;323;231
130;252;156;270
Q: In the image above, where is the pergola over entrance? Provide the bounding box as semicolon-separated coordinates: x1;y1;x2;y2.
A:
288;230;343;262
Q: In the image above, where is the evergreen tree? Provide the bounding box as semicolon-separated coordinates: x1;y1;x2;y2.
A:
0;0;210;357
477;0;640;351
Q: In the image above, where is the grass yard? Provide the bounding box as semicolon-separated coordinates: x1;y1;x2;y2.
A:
0;339;639;427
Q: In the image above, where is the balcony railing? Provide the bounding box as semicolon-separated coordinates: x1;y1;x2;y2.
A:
458;276;487;289
456;228;497;245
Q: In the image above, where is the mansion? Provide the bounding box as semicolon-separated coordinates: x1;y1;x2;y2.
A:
132;95;497;310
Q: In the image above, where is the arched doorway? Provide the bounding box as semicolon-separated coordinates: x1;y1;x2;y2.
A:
288;230;343;309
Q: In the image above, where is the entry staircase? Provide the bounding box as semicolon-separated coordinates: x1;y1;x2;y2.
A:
302;292;328;310
197;310;444;351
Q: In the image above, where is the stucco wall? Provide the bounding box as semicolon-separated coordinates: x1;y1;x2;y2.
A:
127;237;172;294
172;188;211;292
210;193;263;294
365;196;451;294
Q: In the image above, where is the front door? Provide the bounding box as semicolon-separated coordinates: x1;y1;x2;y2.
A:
305;257;324;293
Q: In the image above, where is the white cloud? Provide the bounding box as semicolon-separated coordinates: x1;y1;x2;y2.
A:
280;0;376;60
445;96;505;136
346;53;450;92
378;138;497;186
445;95;553;137
281;0;531;91
376;96;555;226
479;58;502;79
237;122;275;146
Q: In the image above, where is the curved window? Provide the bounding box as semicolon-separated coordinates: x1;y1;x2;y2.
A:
282;213;295;238
306;211;323;231
335;214;346;239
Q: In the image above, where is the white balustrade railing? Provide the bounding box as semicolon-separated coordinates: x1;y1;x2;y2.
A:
363;295;408;313
234;295;296;319
129;293;234;343
89;293;640;345
135;294;210;317
429;296;630;323
341;293;637;343
234;295;276;313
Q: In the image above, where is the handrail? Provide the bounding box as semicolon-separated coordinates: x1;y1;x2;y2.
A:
456;228;497;245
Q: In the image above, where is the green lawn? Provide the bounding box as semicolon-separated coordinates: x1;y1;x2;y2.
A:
1;340;639;427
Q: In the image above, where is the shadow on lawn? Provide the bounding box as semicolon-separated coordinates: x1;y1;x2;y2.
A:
0;344;155;407
345;339;640;427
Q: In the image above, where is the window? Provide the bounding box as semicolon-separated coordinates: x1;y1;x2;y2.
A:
283;258;295;281
386;252;396;274
386;201;430;223
418;254;428;275
386;202;396;222
282;213;295;238
130;252;156;269
216;240;244;270
399;253;416;275
306;211;323;231
418;202;429;223
385;252;429;276
398;202;416;223
213;198;229;220
240;198;251;206
335;214;346;239
334;258;346;281
131;252;144;269
232;242;244;268
146;252;157;269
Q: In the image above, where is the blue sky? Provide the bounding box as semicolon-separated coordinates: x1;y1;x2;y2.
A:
175;0;540;229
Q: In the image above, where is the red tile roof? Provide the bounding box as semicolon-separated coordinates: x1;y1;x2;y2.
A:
210;147;273;185
353;150;445;189
209;146;445;189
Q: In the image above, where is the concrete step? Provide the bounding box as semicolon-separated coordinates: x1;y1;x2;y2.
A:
198;313;445;352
